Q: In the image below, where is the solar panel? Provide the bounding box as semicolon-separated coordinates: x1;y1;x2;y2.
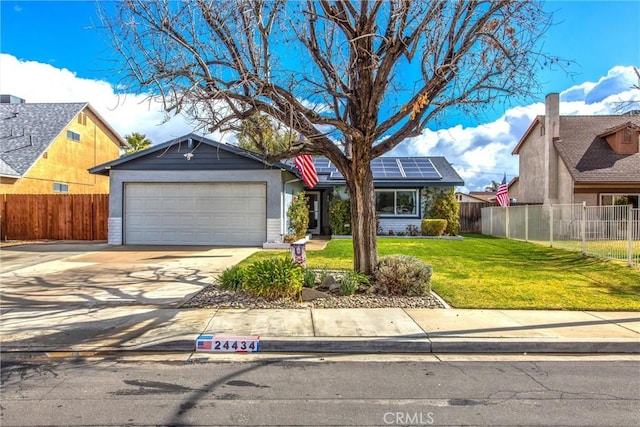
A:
399;158;441;179
310;156;441;181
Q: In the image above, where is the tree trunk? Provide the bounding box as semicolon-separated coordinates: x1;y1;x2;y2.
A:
348;165;378;275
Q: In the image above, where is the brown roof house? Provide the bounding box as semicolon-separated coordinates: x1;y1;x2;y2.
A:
511;93;640;207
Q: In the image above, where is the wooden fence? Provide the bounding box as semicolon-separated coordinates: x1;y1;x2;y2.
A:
0;194;109;241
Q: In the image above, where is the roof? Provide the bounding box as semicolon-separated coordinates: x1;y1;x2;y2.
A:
301;156;464;188
0;102;127;178
89;133;297;175
554;115;640;183
91;134;464;188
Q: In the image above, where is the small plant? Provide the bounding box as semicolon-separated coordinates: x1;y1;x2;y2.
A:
373;254;433;296
283;233;298;243
396;231;406;236
242;256;303;299
421;219;447;236
287;192;309;239
303;268;316;288
216;265;245;291
317;266;330;283
387;229;395;236
338;270;370;296
406;224;421;236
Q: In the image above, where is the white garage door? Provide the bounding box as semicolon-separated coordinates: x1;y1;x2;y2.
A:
124;183;266;245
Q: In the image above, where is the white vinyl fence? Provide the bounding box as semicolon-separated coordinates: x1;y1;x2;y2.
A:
482;203;640;268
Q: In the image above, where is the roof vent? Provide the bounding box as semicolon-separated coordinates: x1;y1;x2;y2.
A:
0;95;25;104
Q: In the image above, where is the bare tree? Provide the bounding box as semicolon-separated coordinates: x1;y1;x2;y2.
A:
102;0;559;274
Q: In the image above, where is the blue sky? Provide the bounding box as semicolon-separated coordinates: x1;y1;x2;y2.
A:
1;1;639;191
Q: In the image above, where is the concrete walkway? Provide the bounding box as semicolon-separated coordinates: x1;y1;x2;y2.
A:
1;307;638;354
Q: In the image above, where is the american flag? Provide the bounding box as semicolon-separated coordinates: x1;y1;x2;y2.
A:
496;174;510;207
196;336;213;350
294;154;318;188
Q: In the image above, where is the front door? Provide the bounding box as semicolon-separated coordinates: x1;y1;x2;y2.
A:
306;191;321;234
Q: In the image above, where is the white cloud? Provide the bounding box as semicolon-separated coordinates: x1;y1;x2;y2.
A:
1;54;638;191
0;54;230;145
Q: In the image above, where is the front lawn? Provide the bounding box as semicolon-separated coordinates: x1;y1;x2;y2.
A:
241;234;640;310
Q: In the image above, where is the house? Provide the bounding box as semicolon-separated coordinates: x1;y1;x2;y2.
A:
456;192;491;203
89;134;464;246
0;95;127;194
512;93;640;207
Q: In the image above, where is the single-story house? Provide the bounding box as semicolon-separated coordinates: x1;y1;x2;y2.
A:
89;134;463;246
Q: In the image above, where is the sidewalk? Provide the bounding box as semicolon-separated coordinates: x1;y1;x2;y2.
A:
1;307;638;354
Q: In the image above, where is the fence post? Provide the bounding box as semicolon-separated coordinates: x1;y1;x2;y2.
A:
549;204;554;248
525;205;529;242
581;201;586;255
489;207;493;236
628;204;633;267
505;206;510;239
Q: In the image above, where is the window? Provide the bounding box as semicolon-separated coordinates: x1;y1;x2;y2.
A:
53;183;69;193
600;194;639;208
375;190;418;216
66;130;80;142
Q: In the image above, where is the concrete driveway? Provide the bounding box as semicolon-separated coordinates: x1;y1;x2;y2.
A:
0;243;259;310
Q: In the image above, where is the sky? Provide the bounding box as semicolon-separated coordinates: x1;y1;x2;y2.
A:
1;0;639;192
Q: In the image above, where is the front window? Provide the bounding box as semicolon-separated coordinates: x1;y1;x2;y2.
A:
375;190;418;216
600;194;639;208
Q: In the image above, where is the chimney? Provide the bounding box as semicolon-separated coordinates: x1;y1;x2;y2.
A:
543;93;560;205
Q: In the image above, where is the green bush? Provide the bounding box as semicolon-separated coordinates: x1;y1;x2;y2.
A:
303;268;316;288
405;224;420;236
328;189;351;235
373;255;433;296
339;270;371;296
428;188;459;235
287;192;309;239
421;219;447;236
243;257;304;299
216;265;245;291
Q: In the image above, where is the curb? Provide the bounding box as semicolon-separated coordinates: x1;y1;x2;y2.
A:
3;338;638;354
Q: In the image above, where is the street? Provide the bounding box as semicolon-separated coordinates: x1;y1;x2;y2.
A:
1;355;638;426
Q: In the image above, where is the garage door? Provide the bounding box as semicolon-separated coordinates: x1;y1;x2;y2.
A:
124;183;266;245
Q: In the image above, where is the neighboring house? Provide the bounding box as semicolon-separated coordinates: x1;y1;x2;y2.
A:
456;193;496;203
90;134;463;246
0;95;127;194
512;93;640;207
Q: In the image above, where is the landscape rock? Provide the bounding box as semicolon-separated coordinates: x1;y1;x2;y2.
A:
301;288;332;301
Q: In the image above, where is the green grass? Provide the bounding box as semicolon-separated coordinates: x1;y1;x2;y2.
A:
240;234;640;310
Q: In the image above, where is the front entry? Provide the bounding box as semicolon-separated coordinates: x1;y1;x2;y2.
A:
306;191;321;234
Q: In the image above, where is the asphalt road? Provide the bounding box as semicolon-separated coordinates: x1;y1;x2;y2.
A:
1;356;638;426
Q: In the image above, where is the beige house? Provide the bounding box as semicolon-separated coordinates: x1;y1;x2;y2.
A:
512;93;640;207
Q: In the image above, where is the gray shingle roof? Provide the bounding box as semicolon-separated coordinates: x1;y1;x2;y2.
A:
554;115;640;183
1;102;87;177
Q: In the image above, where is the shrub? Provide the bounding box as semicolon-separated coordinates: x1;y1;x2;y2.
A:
406;224;420;236
428;188;459;235
421;219;447;236
243;257;303;299
216;265;245;291
329;188;351;235
339;270;371;296
303;268;316;288
287;192;309;239
373;255;433;296
283;233;298;243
